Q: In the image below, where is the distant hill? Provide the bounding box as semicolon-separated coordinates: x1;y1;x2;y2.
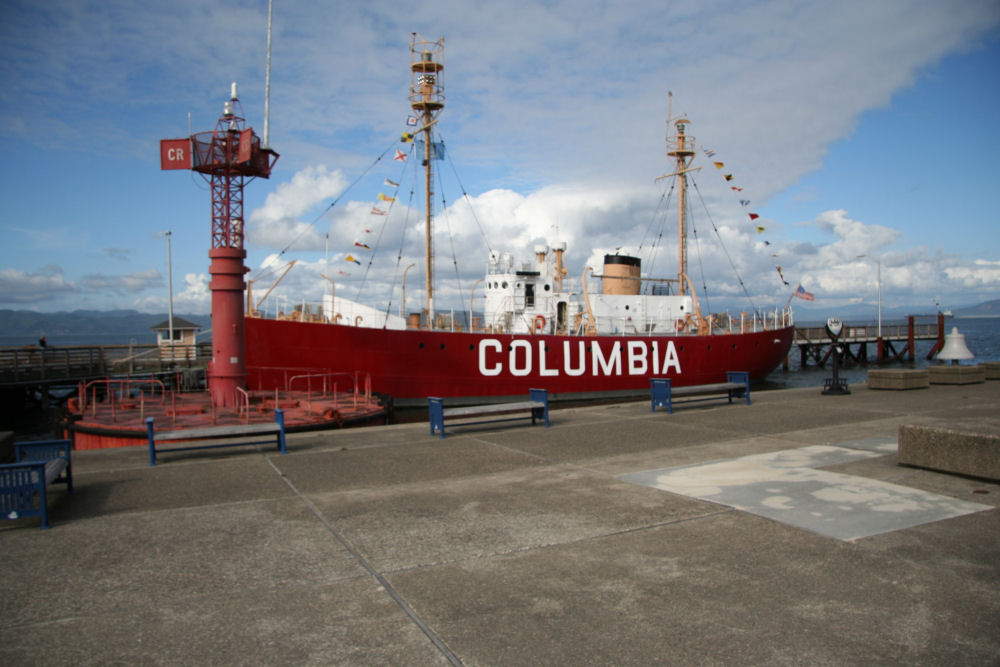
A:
0;309;209;341
763;298;1000;325
792;299;1000;324
954;299;1000;317
790;303;939;324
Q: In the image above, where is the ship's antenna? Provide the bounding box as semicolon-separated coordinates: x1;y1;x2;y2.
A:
263;0;273;148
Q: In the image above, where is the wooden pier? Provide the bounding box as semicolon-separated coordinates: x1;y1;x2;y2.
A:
789;314;945;368
0;343;210;386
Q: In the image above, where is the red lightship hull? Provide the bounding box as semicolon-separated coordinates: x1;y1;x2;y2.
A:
246;318;794;407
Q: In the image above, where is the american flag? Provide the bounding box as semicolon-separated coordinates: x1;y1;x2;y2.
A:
794;285;815;301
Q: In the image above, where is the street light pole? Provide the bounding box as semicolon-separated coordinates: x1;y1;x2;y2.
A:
164;230;175;349
876;258;882;340
857;254;882;360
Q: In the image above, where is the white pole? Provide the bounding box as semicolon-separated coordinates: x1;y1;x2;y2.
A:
857;254;882;339
263;0;273;148
876;258;882;339
166;231;174;349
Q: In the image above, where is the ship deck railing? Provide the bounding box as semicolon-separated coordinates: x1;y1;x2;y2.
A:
586;306;794;337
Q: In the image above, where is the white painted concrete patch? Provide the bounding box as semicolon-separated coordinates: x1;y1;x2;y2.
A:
621;438;991;541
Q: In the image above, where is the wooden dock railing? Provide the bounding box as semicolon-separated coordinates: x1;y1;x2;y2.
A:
790;315;944;368
793;322;939;346
0;343;211;385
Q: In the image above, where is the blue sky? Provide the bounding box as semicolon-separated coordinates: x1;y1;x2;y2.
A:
1;0;999;318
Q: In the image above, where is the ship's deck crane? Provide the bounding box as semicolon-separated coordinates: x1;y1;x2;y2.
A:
247;260;297;317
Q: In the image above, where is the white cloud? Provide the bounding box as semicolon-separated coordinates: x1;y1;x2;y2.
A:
129;272;211;314
101;247;132;262
810;210;902;261
248;165;348;251
0;267;76;304
245;162;1000;316
80;268;161;294
173;273;211;313
2;0;998;313
945;260;1000;288
764;211;1000;308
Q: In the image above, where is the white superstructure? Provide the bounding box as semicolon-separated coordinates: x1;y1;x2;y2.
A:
482;243;695;336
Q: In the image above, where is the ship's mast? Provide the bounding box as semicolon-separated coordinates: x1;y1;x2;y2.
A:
658;94;700;296
667;118;696;293
409;34;445;325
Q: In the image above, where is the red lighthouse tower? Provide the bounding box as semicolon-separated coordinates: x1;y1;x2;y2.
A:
160;83;279;407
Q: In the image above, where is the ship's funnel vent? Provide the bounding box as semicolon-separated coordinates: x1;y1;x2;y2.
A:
602;254;641;295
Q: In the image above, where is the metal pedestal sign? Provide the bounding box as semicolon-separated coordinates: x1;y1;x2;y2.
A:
822;317;850;395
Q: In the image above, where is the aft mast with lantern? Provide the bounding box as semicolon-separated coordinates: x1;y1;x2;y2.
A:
656;102;712;334
410;33;446;327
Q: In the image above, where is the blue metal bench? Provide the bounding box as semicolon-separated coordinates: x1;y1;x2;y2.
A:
650;372;751;414
145;409;287;466
1;439;74;529
428;389;550;439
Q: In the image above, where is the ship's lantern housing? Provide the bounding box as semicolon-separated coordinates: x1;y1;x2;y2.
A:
410;40;444;112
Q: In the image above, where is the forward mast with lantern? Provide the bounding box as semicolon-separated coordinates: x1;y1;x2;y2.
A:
160;83;279;407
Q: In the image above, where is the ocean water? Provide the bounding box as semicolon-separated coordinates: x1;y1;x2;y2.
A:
764;317;1000;390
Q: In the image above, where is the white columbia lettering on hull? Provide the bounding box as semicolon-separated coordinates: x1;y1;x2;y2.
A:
478;339;681;378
